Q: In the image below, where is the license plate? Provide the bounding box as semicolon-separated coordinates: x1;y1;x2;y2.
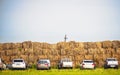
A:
110;65;115;67
66;65;70;67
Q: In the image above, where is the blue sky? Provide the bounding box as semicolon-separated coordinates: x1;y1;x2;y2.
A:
0;0;120;43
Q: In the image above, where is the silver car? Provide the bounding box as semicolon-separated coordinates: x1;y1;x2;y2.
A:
37;59;51;70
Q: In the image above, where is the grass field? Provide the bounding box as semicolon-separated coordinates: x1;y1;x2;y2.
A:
0;68;120;75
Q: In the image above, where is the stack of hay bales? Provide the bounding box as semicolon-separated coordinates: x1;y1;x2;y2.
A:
0;40;120;67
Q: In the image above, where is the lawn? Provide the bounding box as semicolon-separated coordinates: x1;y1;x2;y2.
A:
0;68;120;75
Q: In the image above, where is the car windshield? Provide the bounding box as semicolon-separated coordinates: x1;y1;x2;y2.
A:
38;61;47;64
84;61;93;63
107;59;116;61
62;59;71;62
14;60;23;62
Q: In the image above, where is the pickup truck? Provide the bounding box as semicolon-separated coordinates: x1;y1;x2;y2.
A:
104;58;118;69
58;58;73;69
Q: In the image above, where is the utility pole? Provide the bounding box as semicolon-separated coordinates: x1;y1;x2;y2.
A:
60;35;68;60
64;34;68;42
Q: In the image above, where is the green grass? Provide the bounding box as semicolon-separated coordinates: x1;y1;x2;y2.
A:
0;68;120;75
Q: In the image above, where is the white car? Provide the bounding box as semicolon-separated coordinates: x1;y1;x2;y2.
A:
58;58;73;69
104;58;118;69
12;59;26;70
80;60;95;69
0;58;6;70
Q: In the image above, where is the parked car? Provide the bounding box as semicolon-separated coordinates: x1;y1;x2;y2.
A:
104;58;118;69
37;59;51;70
11;59;26;70
58;58;73;69
80;60;95;69
6;64;12;69
0;58;6;70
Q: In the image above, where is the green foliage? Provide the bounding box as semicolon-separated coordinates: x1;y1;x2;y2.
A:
75;64;80;68
51;65;58;69
18;48;22;51
30;64;36;69
0;68;120;75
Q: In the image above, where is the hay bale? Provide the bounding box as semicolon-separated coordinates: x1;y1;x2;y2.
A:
0;51;5;56
42;49;50;55
2;43;11;50
12;49;18;56
96;42;102;48
78;42;84;49
48;55;60;61
84;55;93;60
51;50;59;55
102;41;113;48
5;50;13;56
22;41;33;49
87;42;97;49
38;55;48;59
66;50;73;55
0;43;3;50
83;42;88;49
33;49;42;55
116;48;120;54
74;55;84;61
112;41;120;48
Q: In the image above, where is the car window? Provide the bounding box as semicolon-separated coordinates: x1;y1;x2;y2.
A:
62;59;71;62
107;59;116;61
39;61;47;64
14;60;23;62
84;61;93;63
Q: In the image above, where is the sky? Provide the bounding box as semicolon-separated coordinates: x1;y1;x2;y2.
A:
0;0;120;43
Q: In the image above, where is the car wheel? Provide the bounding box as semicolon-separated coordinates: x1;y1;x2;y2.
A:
49;67;51;70
58;66;61;69
115;66;118;69
104;66;107;69
80;67;83;70
37;68;39;70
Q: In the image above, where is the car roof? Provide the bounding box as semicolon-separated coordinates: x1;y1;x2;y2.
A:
38;59;50;61
61;58;71;60
83;60;93;61
107;58;116;59
13;59;24;60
